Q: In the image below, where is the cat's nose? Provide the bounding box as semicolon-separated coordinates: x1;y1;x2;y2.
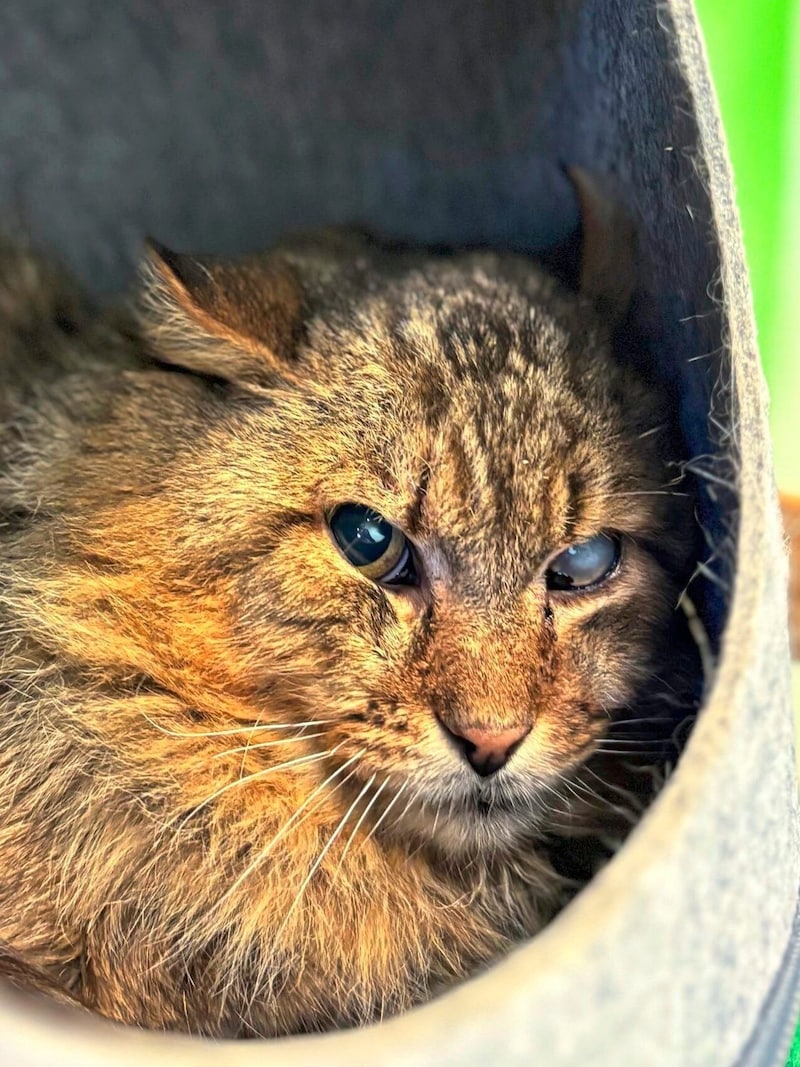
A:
442;723;531;777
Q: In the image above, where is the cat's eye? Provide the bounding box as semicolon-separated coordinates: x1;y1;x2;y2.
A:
328;504;419;587
545;533;621;592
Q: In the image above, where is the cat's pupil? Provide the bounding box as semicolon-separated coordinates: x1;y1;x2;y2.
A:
360;516;392;554
545;533;620;591
328;503;418;586
331;506;393;566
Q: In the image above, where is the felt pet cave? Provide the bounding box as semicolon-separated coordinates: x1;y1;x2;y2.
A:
0;1;797;1063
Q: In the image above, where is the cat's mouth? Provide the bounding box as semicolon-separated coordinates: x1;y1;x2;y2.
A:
425;790;541;853
466;793;519;818
381;773;555;854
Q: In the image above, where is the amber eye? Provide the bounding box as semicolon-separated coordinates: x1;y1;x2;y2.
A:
328;504;419;587
545;534;621;591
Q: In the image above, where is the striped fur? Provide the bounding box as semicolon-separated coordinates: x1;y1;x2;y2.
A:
0;225;698;1036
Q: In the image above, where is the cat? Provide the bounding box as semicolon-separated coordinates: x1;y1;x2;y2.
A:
0;171;700;1037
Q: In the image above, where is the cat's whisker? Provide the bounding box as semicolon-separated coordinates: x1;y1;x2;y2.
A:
213;731;326;760
637;423;667;440
554;775;606;813
568;777;620;810
556;776;587;803
160;757;365;983
272;771;375;943
430;798;443;839
647;690;698;711
215;748;366;910
359;781;409;852
552;772;640;825
606;714;680;727
237;715;265;781
384;786;420;838
648;672;680;694
677;455;737;492
597;742;669;759
172;744;344;830
334;775;387;873
239;749;368;1017
582;766;652;812
593;736;671;747
140;711;333;740
585;489;691;501
537;780;579;820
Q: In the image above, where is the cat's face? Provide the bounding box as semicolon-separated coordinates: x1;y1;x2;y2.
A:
25;229;693;859
234;266;690;856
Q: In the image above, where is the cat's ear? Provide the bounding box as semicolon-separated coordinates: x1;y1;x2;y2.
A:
568;167;637;328
139;241;305;388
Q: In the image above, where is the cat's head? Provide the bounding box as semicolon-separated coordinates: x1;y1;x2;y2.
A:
21;174;696;855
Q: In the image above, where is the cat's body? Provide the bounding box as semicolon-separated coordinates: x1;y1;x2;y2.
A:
0;186;698;1036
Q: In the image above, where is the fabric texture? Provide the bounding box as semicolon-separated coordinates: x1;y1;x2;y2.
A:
0;0;796;1063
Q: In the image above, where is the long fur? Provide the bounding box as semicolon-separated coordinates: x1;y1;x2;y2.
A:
0;232;699;1036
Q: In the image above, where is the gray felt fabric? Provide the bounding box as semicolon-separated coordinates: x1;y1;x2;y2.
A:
0;0;797;1064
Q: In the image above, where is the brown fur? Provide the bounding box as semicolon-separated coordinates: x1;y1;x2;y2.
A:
0;198;698;1036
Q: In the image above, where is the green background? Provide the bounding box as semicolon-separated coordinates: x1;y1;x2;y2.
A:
696;0;799;495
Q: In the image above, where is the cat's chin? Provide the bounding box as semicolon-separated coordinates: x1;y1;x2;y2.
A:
428;805;535;856
385;780;553;857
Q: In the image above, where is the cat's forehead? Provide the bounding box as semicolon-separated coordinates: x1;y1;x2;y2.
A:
402;382;617;568
385;277;632;497
292;251;665;572
336;313;644;569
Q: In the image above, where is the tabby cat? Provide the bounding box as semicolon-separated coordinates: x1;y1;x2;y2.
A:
0;171;699;1036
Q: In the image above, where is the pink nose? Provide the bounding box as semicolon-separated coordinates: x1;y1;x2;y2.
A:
441;723;531;777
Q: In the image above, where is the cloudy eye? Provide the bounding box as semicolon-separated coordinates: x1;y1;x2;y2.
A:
328;504;419;587
545;533;621;592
